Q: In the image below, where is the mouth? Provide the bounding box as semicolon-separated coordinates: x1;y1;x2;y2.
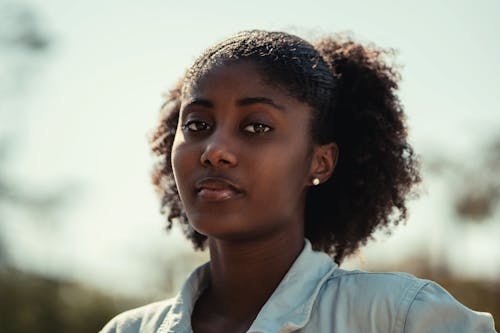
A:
195;177;244;202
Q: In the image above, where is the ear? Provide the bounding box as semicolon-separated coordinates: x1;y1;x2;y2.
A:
308;142;339;186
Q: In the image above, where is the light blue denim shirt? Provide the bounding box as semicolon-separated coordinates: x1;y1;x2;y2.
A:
100;240;496;333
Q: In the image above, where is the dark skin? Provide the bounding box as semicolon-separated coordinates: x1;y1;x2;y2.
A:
171;62;337;333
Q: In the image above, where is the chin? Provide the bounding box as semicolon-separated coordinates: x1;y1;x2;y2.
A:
189;217;262;242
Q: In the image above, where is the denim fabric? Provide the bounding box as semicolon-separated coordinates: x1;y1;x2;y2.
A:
100;240;496;333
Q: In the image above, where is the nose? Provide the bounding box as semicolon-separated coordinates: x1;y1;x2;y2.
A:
200;132;238;168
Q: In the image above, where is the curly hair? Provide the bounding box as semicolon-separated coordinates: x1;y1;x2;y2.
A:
150;30;420;264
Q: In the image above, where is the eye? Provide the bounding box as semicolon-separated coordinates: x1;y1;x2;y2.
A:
182;120;211;132
243;123;272;134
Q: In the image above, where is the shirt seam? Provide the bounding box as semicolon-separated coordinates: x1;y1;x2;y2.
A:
396;280;431;333
331;270;417;280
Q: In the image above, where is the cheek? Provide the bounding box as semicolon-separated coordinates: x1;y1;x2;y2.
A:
276;155;310;191
252;143;311;203
171;135;193;193
171;136;182;181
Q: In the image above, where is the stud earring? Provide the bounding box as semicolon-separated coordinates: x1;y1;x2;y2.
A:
312;178;320;186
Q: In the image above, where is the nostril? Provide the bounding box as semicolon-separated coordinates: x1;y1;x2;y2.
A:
200;145;238;167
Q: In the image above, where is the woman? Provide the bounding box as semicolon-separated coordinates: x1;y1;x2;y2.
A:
101;30;496;332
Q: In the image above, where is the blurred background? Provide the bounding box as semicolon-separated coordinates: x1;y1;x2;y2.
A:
0;0;498;331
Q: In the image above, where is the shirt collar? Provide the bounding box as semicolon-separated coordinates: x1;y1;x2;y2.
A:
158;239;337;333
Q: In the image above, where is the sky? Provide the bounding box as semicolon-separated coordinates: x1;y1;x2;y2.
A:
2;0;499;297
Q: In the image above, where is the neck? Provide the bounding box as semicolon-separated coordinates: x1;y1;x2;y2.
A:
206;230;304;321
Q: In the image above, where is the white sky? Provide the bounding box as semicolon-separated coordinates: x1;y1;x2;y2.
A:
2;0;499;296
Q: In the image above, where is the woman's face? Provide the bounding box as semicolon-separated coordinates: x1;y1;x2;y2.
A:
171;61;316;242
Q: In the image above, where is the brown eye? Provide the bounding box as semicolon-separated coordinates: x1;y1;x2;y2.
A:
243;123;272;134
182;120;211;132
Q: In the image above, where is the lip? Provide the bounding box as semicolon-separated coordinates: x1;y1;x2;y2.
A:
195;177;244;202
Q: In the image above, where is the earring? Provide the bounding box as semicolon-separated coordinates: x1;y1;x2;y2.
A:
312;178;320;186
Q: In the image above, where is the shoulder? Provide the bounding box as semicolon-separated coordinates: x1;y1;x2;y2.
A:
404;279;496;332
323;269;428;310
317;269;495;332
327;268;426;297
99;298;176;333
316;269;425;331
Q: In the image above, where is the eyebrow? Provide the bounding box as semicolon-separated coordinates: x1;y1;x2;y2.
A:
184;97;285;111
185;99;213;108
236;97;285;111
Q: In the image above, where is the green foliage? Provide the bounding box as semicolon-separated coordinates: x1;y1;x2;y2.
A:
0;270;142;333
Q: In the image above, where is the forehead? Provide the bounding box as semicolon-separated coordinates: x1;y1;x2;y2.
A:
182;61;271;99
180;61;314;119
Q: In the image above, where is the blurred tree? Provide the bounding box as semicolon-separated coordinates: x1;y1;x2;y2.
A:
419;135;500;286
0;0;50;98
0;0;60;268
0;141;71;267
0;3;138;333
425;137;500;222
453;139;500;221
